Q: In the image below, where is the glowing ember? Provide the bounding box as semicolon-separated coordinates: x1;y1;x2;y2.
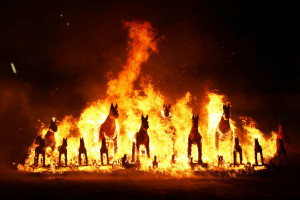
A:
18;21;278;175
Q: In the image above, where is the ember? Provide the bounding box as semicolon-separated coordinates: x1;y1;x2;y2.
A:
18;21;280;175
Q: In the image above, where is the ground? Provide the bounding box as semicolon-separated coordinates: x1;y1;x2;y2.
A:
1;166;299;200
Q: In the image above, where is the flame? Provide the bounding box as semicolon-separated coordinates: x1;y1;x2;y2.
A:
18;21;277;175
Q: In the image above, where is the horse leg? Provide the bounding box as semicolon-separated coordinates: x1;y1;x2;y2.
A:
255;151;258;165
42;152;45;167
114;136;118;154
34;152;38;166
100;149;104;165
233;151;237;165
65;152;67;166
106;150;109;165
260;151;264;165
136;142;140;157
146;140;150;158
240;149;243;164
188;138;192;158
79;152;82;166
197;140;202;164
85;151;88;165
59;152;61;167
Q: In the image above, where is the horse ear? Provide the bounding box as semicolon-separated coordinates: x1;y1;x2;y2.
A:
115;103;118;109
141;115;144;120
192;114;194;119
146;114;148;120
110;103;113;109
168;104;171;109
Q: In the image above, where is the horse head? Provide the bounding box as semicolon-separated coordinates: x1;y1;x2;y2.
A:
255;138;259;147
223;103;231;120
63;138;67;147
278;120;285;134
80;137;85;147
278;138;284;147
109;103;119;119
141;114;149;130
163;104;171;118
235;137;239;145
192;114;199;128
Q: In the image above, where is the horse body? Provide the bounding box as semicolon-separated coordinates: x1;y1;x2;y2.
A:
188;114;203;164
136;114;150;158
216;103;233;149
58;138;67;167
99;103;119;153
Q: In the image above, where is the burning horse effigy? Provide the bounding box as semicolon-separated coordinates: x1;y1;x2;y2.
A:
135;114;150;158
34;137;46;167
188;114;203;165
215;103;233;150
231;137;243;166
58;138;68;167
99;103;119;153
78;138;88;166
254;138;264;166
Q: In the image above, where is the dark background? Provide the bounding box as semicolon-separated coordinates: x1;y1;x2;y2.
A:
0;0;299;170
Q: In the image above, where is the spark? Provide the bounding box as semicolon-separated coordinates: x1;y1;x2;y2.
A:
10;62;17;74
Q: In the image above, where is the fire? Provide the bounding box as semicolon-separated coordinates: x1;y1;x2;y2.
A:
18;21;278;175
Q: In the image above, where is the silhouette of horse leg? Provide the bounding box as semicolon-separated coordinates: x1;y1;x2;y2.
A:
100;149;104;165
114;136;118;154
197;140;202;164
146;140;150;158
59;152;61;167
65;152;68;166
260;151;264;165
106;150;109;165
255;150;258;165
233;151;237;165
239;149;243;164
85;151;88;165
187;138;192;158
42;152;45;167
79;153;82;166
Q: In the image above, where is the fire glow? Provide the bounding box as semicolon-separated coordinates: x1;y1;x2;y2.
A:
18;21;277;175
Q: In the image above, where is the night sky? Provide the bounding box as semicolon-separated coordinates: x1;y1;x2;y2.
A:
0;0;299;166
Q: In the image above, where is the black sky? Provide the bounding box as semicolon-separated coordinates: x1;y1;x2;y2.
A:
0;0;299;165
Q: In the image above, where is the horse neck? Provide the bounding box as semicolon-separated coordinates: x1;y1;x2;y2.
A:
139;125;147;135
220;116;229;124
106;113;115;123
190;126;198;136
